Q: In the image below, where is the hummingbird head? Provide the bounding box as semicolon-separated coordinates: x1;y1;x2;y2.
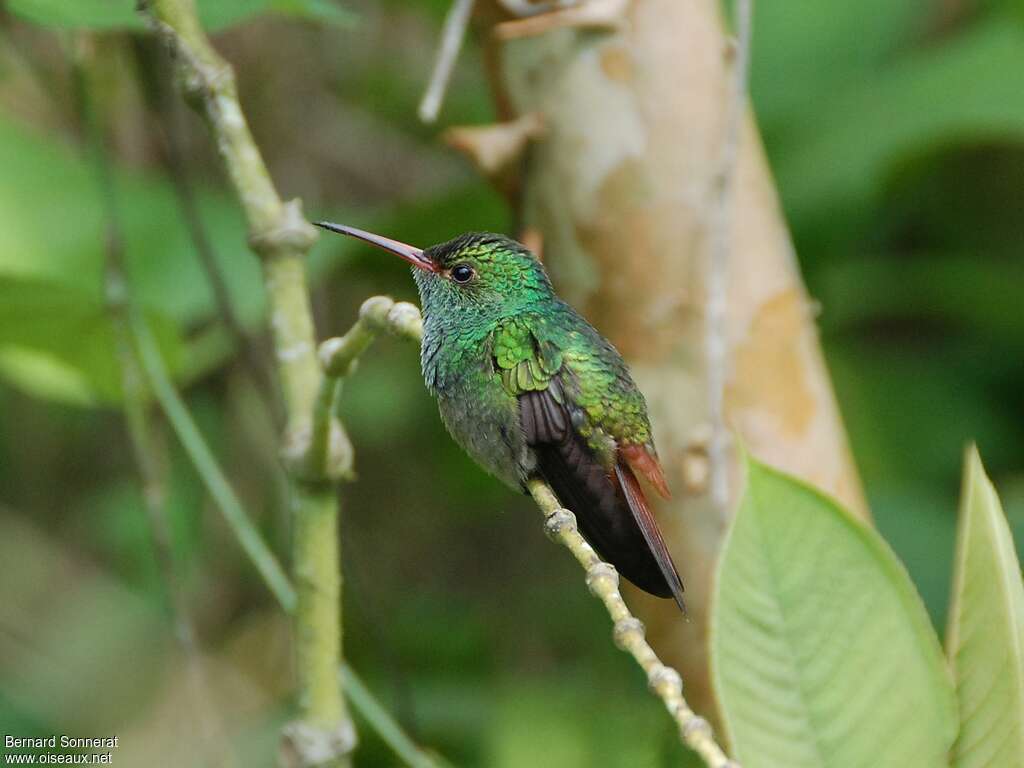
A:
314;222;553;320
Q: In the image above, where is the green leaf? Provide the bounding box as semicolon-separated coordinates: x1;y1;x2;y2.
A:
0;276;184;406
711;456;957;768
5;0;354;31
947;446;1024;768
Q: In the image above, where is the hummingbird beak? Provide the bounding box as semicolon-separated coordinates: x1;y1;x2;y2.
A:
313;221;438;273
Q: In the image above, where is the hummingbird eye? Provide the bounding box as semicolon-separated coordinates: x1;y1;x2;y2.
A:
450;264;475;284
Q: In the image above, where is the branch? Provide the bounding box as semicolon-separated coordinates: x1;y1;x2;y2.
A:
133;315;445;768
287;296;422;482
527;480;737;767
131;35;281;423
137;2;349;763
418;0;476;124
340;665;450;768
493;0;627;40
706;0;754;513
131;312;299;612
139;0;320;425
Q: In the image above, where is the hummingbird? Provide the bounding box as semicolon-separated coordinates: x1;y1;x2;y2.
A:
315;222;685;611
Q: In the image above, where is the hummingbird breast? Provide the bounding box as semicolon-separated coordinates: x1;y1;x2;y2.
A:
421;320;534;490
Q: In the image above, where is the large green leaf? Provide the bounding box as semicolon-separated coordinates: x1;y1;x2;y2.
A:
947;447;1024;768
5;0;354;32
711;457;957;768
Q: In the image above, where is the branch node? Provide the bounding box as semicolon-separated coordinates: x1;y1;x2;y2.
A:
585;561;619;595
648;663;683;697
184;57;234;104
682;715;713;742
280;718;357;768
387;302;424;341
359;295;397;329
249;199;318;258
543;508;577;540
286;415;357;484
611;616;645;651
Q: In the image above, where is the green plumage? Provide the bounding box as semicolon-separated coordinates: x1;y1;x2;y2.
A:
413;235;654;483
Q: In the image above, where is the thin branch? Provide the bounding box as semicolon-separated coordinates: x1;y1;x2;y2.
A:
131;312;299;612
137;1;350;762
706;0;753;514
418;0;476;124
298;297;422;481
340;664;449;768
138;0;320;423
132;36;281;423
527;480;738;767
132;311;448;767
494;0;567;17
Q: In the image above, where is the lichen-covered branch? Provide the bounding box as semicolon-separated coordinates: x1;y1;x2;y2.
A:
527;480;737;768
131;315;446;768
318;296;423;377
137;1;349;764
295;297;423;483
139;0;319;432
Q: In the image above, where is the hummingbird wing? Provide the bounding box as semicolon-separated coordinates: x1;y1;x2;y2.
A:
493;317;685;611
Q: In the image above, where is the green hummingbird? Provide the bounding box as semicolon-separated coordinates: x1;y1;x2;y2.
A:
315;222;685;611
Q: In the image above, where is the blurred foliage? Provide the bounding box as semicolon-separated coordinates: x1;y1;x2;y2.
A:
6;0;355;32
0;0;1022;765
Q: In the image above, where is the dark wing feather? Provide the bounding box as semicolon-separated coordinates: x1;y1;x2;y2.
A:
519;387;685;609
615;461;686;612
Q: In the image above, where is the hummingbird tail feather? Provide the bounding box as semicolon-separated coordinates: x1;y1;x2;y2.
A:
621;443;672;500
614;462;687;614
519;389;685;609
